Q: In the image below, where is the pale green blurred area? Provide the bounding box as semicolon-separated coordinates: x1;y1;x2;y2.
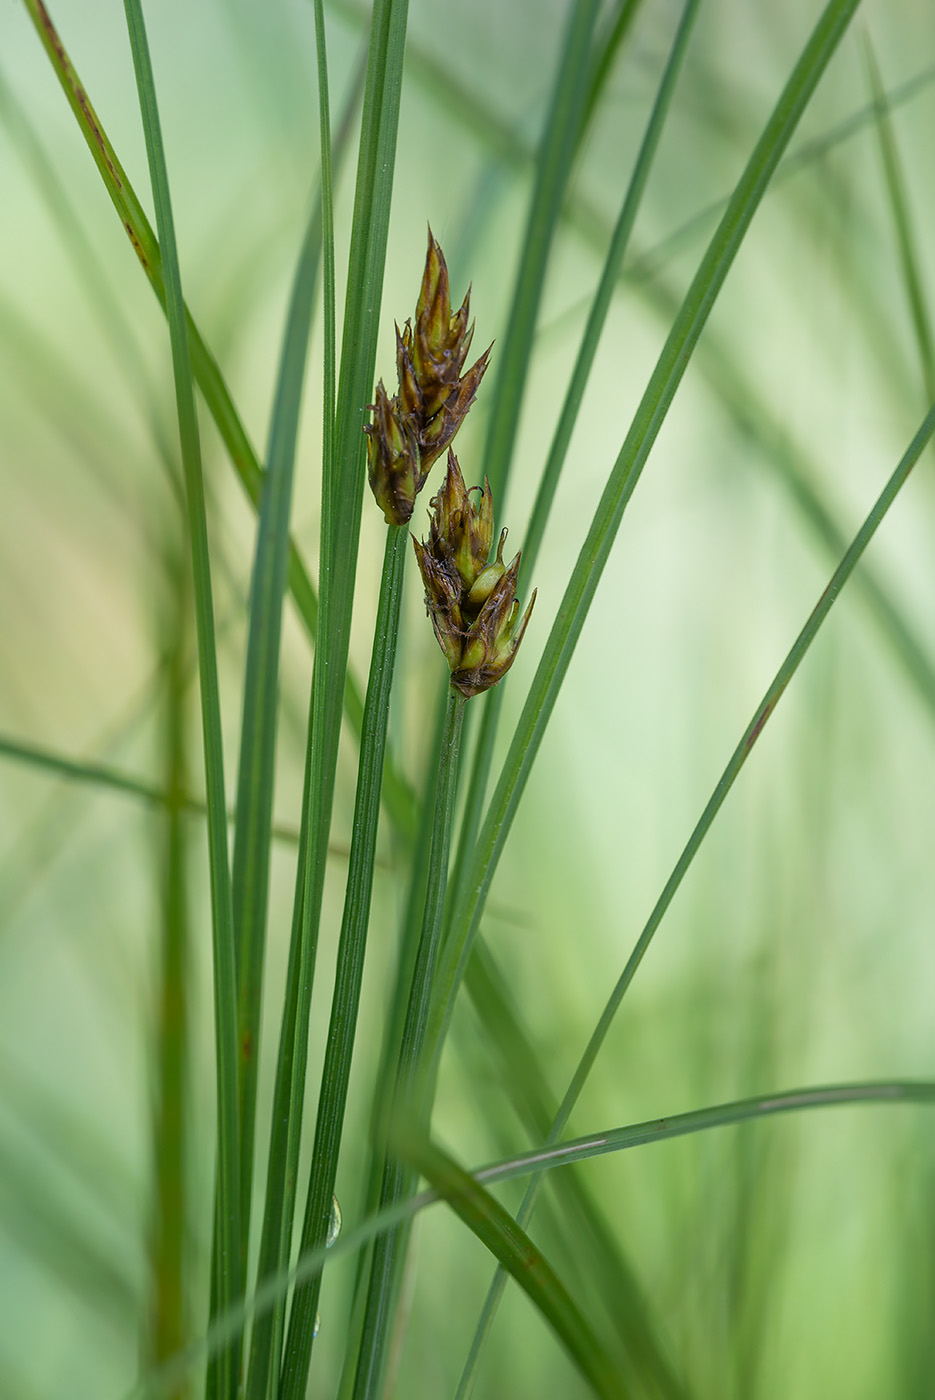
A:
1;0;935;1396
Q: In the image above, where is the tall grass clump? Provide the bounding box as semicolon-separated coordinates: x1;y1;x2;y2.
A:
1;2;934;1398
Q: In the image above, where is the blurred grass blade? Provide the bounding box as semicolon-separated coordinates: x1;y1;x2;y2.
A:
246;2;410;1392
19;0;417;842
431;0;864;1074
482;0;600;503
402;1133;628;1400
523;0;700;580
0;65;152;404
580;0;645;138
231;160;325;1265
144;540;191;1394
0;1134;140;1332
120;3;242;1396
0;732;171;808
639;268;935;718
460;939;692;1400
863;36;935;403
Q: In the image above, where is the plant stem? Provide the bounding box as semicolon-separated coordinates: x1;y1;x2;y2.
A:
350;686;466;1400
121;3;242;1396
278;523;407;1400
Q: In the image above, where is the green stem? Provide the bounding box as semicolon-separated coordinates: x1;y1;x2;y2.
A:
120;4;242;1398
350;686;466;1400
144;545;190;1398
278;524;407;1399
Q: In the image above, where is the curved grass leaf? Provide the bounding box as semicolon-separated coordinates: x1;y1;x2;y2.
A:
470;1080;935;1186
129;1073;935;1400
120;3;241;1395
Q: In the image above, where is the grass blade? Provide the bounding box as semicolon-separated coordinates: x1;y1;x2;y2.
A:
863;36;935;403
231;144;325;1268
470;1081;935;1185
482;0;600;503
120;3;242;1395
580;0;646;139
350;687;466;1400
430;0;865;1076
144;541;192;1395
279;524;408;1396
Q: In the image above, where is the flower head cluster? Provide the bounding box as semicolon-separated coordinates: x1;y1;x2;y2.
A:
366;230;490;526
413;451;536;698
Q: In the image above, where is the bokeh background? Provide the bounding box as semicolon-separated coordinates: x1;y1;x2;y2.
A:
1;0;934;1396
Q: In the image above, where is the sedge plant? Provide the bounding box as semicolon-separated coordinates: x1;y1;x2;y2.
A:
2;2;935;1400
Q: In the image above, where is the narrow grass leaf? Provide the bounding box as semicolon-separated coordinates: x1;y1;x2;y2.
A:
863;36;935;403
579;0;646;139
430;0;864;1075
523;0;701;581
144;540;191;1392
231;155;324;1266
482;0;600;504
472;1081;935;1186
350;687;466;1400
279;525;408;1397
121;4;242;1395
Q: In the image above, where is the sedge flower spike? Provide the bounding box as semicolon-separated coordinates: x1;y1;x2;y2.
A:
365;228;491;526
413;451;536;699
